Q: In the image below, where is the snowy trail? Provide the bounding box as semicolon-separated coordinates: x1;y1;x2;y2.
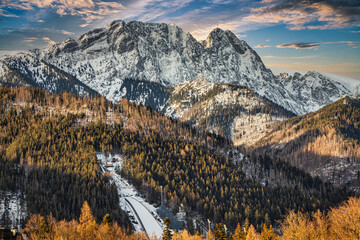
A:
97;153;163;238
125;197;163;238
124;198;146;232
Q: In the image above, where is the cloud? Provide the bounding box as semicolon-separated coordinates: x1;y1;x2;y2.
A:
42;37;56;45
37;19;44;22
323;41;360;46
1;0;125;27
243;0;360;30
276;40;360;50
236;33;247;39
23;37;38;43
263;55;317;59
0;27;77;51
61;30;75;36
350;30;360;33
0;9;19;17
255;44;270;48
277;42;320;49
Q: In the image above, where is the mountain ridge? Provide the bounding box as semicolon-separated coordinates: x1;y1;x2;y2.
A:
0;20;357;117
254;95;360;192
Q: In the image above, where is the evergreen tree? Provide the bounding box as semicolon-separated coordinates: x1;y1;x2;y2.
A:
214;223;227;240
232;223;245;240
162;217;172;240
77;201;98;240
246;225;261;240
260;224;277;240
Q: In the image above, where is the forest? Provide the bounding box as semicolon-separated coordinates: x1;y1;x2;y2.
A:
255;95;360;191
0;86;353;233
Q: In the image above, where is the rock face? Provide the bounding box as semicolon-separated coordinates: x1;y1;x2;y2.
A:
0;20;358;116
276;71;357;113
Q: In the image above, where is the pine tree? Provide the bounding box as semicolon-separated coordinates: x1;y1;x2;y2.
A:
232;223;245;240
260;224;277;240
246;225;261;240
77;201;97;240
162;217;172;240
214;223;227;240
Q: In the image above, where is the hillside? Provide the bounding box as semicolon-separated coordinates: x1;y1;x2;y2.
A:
0;86;350;232
255;95;360;192
166;78;294;146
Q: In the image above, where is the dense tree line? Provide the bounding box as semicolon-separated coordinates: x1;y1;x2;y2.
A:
23;197;360;240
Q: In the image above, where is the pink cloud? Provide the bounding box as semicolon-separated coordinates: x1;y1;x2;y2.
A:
243;0;360;31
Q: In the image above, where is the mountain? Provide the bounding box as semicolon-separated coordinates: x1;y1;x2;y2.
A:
1;20;354;117
0;53;98;96
1;19;359;123
166;78;294;145
254;95;360;192
276;71;360;113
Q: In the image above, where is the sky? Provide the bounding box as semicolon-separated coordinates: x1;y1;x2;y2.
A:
0;0;359;78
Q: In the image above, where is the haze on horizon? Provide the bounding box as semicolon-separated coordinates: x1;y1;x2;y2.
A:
0;0;359;78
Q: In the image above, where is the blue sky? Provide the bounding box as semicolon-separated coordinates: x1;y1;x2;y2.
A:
0;0;359;78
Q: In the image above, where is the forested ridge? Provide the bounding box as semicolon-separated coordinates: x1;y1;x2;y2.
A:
255;95;360;191
0;86;352;233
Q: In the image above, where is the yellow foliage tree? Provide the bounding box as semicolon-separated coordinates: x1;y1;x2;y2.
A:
329;197;360;240
233;223;246;240
246;225;261;240
23;214;48;240
260;224;277;240
77;201;98;240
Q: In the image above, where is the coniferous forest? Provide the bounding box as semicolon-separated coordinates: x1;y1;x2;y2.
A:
0;86;357;238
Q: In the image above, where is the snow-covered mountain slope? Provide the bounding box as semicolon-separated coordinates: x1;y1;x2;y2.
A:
0;20;357;116
276;71;359;113
0;53;98;96
166;78;294;145
119;78;170;112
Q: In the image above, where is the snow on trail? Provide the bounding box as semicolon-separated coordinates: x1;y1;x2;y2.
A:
126;197;163;238
97;153;164;238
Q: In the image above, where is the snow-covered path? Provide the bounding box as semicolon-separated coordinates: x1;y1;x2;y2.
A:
97;153;164;238
125;197;163;238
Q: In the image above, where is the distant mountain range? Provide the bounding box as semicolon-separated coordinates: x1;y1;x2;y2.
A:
1;20;359;119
